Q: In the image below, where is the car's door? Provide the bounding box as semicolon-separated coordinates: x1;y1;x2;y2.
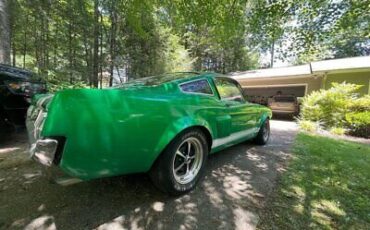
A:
212;77;259;135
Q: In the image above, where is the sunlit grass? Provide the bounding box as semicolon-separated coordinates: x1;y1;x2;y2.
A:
258;133;370;229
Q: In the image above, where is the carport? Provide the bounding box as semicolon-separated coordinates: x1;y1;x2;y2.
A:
230;56;370;100
243;84;307;98
230;64;317;105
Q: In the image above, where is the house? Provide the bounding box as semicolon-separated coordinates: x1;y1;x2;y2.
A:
230;56;370;98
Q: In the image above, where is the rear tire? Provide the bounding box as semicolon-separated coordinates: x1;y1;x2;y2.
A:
0;109;13;142
254;119;270;145
149;129;208;196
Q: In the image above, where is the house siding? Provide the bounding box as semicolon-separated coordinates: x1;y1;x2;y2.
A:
325;71;370;95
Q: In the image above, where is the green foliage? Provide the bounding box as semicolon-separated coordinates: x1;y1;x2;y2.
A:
8;0;259;87
161;33;194;73
300;82;361;128
47;79;89;93
345;112;370;138
297;120;321;133
348;95;370;112
6;0;369;86
329;127;346;136
300;83;370;137
290;0;370;63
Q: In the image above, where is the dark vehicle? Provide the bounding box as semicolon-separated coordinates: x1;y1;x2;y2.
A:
0;64;47;138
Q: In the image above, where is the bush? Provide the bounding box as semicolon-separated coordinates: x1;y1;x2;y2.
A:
329;127;346;136
300;82;370;138
300;82;361;128
345;112;370;138
298;120;321;132
47;80;89;93
348;95;370;112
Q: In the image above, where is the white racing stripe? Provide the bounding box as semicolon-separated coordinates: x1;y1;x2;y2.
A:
212;127;259;149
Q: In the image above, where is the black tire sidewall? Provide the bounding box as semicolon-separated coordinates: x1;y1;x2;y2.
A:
255;119;270;145
153;129;208;195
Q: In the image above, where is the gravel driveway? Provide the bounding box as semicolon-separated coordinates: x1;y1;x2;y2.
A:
0;120;298;230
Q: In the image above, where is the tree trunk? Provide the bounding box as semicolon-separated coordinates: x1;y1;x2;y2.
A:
44;1;50;76
99;11;103;88
92;0;99;88
23;15;27;68
109;3;117;87
12;45;15;66
68;20;73;83
0;0;11;64
270;40;275;68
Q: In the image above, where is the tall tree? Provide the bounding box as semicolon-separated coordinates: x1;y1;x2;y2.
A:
92;0;100;87
0;0;10;64
246;0;295;67
288;0;370;63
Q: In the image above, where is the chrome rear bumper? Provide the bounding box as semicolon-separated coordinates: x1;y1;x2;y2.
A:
29;139;58;166
26;105;58;166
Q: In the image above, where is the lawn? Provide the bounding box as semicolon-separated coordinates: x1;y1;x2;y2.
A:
258;133;370;229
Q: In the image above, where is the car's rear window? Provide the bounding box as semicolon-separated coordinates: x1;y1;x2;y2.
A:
274;96;295;102
180;79;213;95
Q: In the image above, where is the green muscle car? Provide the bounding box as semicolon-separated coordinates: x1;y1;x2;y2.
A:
27;72;272;195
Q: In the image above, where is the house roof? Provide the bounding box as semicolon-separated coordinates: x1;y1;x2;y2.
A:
230;56;370;80
231;64;311;80
311;56;370;73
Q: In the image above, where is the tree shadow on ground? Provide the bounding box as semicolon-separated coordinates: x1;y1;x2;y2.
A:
0;122;297;230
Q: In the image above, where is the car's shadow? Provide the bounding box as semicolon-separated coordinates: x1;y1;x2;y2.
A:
1;124;297;230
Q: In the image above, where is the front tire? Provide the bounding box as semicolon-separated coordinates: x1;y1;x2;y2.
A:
254;119;270;145
149;129;208;196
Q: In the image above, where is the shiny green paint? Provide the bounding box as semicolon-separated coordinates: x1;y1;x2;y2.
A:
41;73;271;180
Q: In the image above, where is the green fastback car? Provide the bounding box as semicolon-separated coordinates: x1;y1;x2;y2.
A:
27;72;272;195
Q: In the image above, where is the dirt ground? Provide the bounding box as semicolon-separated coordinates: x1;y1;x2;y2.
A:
0;120;298;230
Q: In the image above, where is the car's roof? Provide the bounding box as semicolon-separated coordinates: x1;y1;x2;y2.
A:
127;72;202;86
0;64;35;79
115;72;236;88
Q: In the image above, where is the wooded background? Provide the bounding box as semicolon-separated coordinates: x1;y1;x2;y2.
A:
0;0;369;87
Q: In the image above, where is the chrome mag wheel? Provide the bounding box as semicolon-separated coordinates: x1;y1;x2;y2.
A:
172;137;204;184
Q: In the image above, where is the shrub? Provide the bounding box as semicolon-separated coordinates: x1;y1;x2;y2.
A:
300;83;361;128
345;112;370;138
348;95;370;112
329;127;346;136
298;120;321;132
299;82;370;138
47;80;89;93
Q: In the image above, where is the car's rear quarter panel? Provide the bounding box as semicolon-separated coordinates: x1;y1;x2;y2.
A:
42;86;221;179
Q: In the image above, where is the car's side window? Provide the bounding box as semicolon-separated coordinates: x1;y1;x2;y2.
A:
180;79;213;95
214;77;245;103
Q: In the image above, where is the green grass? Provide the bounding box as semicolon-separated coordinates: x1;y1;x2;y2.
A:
259;133;370;230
